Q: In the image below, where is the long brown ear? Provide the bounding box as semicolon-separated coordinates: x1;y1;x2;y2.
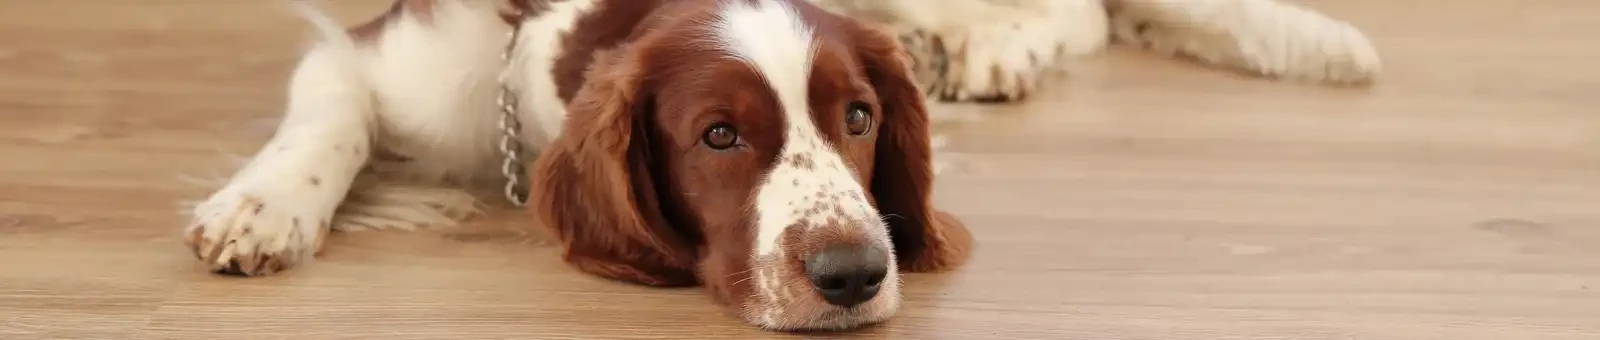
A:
527;46;698;286
852;23;974;272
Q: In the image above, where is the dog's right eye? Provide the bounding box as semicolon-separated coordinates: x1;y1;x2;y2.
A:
844;101;873;136
702;122;741;150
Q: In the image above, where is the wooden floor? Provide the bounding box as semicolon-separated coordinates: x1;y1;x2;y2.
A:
4;0;1599;339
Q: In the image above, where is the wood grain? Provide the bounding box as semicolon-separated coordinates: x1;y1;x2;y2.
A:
2;0;1597;339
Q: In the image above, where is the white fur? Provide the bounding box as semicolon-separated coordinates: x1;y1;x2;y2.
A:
508;0;599;147
710;0;816;257
1109;0;1380;83
362;0;507;184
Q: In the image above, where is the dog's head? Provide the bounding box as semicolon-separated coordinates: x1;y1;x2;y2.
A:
528;0;972;331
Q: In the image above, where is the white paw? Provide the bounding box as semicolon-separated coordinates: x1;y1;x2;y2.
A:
895;30;946;97
916;19;1065;102
1110;3;1381;85
1298;22;1381;85
183;189;328;276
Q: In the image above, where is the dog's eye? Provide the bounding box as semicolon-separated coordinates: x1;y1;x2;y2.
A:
702;122;741;150
845;101;873;136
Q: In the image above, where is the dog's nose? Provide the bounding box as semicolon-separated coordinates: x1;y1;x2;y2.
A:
804;244;889;307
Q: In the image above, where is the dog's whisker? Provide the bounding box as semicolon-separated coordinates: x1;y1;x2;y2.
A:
730;274;756;287
880;213;904;223
723;267;755;278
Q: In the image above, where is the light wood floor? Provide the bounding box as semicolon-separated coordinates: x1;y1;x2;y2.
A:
3;0;1598;339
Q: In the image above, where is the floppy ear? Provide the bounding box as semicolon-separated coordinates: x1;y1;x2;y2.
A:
527;46;698;286
852;24;974;272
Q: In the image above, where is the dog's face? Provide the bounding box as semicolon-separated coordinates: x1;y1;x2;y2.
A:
529;0;971;331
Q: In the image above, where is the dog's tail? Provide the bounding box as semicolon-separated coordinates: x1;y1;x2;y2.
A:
284;0;360;51
280;0;373;100
283;0;375;87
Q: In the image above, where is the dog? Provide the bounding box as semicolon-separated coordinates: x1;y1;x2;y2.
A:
812;0;1382;102
184;0;971;331
181;0;1379;332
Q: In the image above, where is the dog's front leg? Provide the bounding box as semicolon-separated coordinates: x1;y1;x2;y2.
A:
183;44;374;276
1107;0;1381;85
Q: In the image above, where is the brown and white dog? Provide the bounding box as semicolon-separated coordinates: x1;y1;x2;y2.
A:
183;0;970;331
180;0;1379;332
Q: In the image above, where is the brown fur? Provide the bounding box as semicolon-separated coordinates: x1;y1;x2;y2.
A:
845;23;974;272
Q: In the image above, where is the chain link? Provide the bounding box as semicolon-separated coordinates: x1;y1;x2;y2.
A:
497;12;529;207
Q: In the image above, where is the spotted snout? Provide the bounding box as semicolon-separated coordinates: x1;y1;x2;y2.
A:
745;213;901;330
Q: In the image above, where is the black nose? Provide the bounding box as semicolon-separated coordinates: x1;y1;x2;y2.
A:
803;244;890;307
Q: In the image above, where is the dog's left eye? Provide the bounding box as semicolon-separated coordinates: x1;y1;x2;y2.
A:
845;101;873;136
702;122;741;150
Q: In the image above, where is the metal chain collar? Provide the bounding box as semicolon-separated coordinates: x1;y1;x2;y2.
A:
497;9;529;207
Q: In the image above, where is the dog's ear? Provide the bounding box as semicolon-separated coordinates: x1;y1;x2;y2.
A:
527;45;698;286
850;22;974;272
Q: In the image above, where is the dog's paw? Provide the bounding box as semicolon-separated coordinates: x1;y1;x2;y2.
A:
1290;22;1380;85
1111;2;1380;85
900;18;1065;103
183;191;327;277
923;21;1064;102
896;29;947;96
